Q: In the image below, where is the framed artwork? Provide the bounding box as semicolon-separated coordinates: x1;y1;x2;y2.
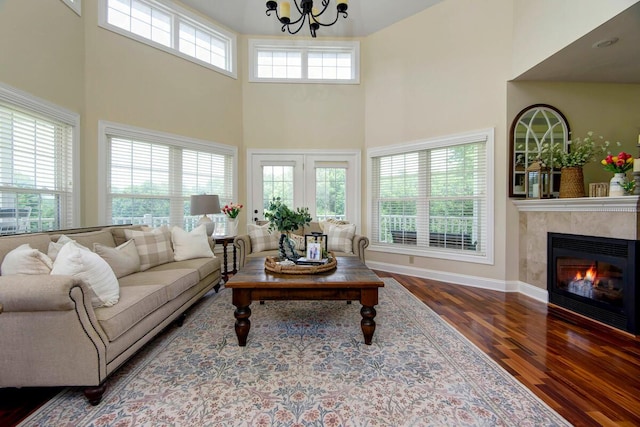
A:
306;242;322;261
305;233;327;254
509;104;570;198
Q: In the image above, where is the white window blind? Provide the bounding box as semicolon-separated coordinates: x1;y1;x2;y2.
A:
100;0;236;77
0;102;75;234
370;132;491;261
106;133;234;230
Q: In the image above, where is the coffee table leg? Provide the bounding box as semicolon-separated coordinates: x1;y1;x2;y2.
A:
360;305;377;345
232;289;251;346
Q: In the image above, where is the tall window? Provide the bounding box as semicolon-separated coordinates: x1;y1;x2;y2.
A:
315;165;346;220
0;84;79;234
99;0;236;78
369;130;493;264
99;121;236;230
249;39;359;84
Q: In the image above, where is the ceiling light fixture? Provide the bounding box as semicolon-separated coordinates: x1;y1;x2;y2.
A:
266;0;348;38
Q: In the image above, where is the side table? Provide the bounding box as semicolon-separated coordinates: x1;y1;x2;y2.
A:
214;235;237;282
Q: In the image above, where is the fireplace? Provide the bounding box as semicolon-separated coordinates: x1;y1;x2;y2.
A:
547;232;639;334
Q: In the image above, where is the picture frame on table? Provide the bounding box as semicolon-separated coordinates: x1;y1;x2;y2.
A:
304;233;327;254
306;242;322;261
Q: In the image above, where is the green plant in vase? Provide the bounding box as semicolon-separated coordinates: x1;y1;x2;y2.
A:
264;197;312;260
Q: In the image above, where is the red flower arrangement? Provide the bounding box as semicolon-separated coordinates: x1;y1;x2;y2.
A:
221;202;243;219
601;152;634;174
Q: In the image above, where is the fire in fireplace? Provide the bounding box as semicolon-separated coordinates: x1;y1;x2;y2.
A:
547;232;639;334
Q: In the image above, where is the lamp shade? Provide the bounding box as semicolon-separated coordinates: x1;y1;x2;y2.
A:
190;195;221;215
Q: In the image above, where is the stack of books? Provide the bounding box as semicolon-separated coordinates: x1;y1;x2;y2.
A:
295;257;329;266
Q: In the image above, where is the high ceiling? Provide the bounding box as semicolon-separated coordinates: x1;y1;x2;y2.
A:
180;0;640;83
179;0;443;38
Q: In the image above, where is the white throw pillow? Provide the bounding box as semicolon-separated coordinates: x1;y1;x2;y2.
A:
324;222;356;254
171;224;214;261
47;234;75;262
51;241;120;308
94;239;141;278
248;223;279;252
124;227;174;271
1;244;53;275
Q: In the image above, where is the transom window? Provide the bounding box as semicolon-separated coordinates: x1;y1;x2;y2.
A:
99;0;236;78
249;39;359;84
99;121;237;230
368;130;494;264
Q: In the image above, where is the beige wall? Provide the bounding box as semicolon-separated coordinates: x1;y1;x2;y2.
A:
239;36;365;152
0;0;84;112
511;0;638;79
362;0;513;281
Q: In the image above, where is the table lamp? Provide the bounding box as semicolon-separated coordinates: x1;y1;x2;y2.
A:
190;194;221;236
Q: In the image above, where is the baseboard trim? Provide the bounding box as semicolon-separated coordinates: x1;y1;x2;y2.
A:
367;261;548;303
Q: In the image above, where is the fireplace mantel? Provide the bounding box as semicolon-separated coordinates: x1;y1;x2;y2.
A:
513;196;640;293
513;196;640;213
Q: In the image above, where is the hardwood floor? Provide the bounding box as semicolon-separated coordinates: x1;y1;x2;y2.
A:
2;272;639;426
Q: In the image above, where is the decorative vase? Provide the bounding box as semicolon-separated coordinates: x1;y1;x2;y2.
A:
226;217;239;236
559;167;585;198
609;173;626;197
278;233;300;261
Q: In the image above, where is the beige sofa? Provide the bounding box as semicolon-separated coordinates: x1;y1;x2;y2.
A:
0;225;221;404
234;221;369;268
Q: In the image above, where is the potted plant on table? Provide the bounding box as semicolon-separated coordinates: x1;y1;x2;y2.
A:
263;197;312;260
601;151;634;196
221;202;243;235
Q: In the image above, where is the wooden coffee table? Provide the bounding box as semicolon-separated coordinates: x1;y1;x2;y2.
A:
225;256;384;346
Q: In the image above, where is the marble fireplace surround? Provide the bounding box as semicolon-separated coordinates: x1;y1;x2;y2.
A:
513;196;640;292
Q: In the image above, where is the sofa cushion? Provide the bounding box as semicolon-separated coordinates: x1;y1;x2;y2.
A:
171;225;214;261
118;267;200;302
248;223;279;252
149;258;220;282
324;222;356;254
94;239;141;279
64;229;117;250
51;241;120;308
124;227;174;271
0;244;53;275
95;284;168;341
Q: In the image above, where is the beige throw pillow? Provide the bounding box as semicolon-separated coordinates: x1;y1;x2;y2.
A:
1;244;53;275
324;222;356;254
51;241;120;307
47;234;75;262
94;239;141;278
248;223;279;252
124;227;174;271
171;224;214;261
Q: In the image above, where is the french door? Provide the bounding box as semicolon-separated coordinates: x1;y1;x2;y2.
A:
247;150;360;226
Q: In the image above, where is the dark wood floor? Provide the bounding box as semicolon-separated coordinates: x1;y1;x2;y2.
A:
2;272;639;426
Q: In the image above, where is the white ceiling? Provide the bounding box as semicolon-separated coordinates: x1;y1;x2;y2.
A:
179;0;443;38
180;0;640;83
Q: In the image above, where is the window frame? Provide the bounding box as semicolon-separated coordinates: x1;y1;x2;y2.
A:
97;120;238;227
248;39;360;84
98;0;237;79
61;0;82;15
0;82;81;231
367;129;495;265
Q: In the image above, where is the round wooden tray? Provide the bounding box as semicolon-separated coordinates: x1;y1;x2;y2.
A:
264;253;337;274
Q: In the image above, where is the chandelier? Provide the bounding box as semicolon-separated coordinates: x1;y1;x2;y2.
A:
266;0;349;38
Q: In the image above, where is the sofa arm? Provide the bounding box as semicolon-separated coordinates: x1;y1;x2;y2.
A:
352;235;369;262
234;235;252;268
0;275;93;312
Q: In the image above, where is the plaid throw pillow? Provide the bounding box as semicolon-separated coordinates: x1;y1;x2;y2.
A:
124;226;174;271
325;222;356;254
248;223;279;253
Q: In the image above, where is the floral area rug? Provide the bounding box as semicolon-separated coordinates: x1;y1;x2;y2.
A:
20;278;569;426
